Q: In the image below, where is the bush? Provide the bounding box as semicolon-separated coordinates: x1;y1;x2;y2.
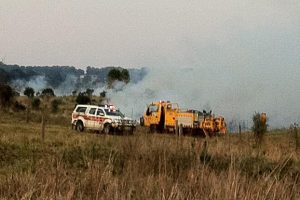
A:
41;88;55;97
76;92;91;104
100;90;106;98
24;87;35;98
252;112;268;145
51;99;62;113
85;88;94;97
0;84;14;108
31;98;41;110
62;146;87;169
13;101;26;111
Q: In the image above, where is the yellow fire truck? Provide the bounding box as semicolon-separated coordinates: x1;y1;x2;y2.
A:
141;101;227;136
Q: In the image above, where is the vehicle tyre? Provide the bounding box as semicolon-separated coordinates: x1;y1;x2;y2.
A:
103;123;111;134
76;121;84;132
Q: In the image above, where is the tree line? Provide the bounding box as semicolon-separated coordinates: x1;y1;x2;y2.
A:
0;63;146;90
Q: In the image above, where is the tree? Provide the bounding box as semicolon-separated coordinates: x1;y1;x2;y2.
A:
0;84;14;108
41;88;55;97
121;69;130;83
24;87;35;98
107;68;130;88
107;69;122;84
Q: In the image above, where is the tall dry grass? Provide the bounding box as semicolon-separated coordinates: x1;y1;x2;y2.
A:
0;110;299;199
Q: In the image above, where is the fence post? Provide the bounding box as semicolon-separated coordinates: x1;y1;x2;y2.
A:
41;111;45;142
295;124;299;150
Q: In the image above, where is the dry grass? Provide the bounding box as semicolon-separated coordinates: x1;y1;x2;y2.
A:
0;109;299;200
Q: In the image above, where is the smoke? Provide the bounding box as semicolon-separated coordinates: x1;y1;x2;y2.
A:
10;65;300;129
9;67;144;96
54;75;78;96
11;75;47;94
105;66;300;129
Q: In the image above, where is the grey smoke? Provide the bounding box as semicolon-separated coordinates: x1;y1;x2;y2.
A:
11;65;300;129
105;66;300;129
12;75;47;94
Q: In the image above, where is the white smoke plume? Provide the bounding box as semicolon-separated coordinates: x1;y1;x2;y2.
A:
55;75;78;96
11;66;299;129
104;66;300;129
12;75;47;94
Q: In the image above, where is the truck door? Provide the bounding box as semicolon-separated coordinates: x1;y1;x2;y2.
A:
144;104;160;126
86;107;97;128
95;108;105;129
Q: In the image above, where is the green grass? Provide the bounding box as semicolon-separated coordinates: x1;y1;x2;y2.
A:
0;110;299;199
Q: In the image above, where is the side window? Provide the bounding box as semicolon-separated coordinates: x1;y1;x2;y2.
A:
96;109;105;116
76;106;87;113
89;108;96;115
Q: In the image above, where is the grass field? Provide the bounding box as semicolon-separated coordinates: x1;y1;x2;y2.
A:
0;107;300;199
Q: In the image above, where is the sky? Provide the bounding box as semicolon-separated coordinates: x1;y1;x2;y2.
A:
1;0;300;128
0;0;299;68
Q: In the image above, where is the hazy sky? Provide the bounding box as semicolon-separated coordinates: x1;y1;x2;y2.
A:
1;1;300;127
0;0;299;68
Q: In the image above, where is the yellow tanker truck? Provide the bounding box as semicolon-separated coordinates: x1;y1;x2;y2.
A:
140;101;227;136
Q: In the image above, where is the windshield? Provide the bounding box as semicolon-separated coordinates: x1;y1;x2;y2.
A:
148;105;158;112
104;109;125;118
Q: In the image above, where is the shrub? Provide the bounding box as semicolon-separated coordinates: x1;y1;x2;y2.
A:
62;146;87;169
0;84;14;108
24;87;35;98
252;112;268;146
100;90;106;98
13;101;26;111
76;92;91;104
51;98;62;113
41;88;55;97
31;98;41;110
85;88;94;97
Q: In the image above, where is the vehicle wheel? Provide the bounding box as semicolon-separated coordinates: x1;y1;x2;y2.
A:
76;121;84;132
103;124;110;134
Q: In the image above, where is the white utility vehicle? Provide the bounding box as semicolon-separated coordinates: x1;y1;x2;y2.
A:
71;104;136;134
